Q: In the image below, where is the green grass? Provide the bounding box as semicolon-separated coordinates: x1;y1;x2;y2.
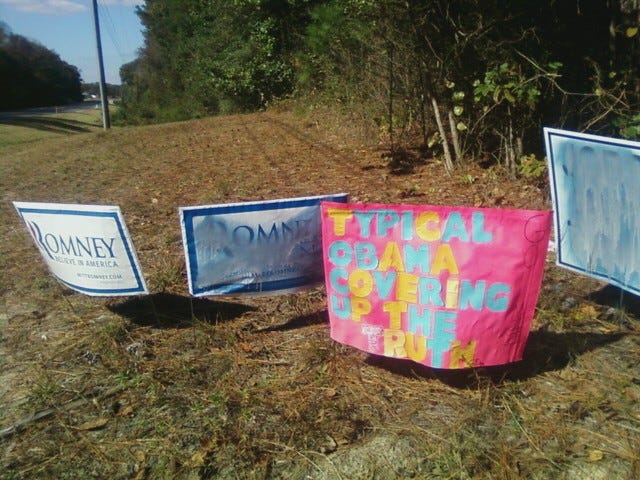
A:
0;109;105;149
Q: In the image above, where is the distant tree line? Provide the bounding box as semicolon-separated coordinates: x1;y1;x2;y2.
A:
0;23;83;111
82;82;123;98
118;0;640;167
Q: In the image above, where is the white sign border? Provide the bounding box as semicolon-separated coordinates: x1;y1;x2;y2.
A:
14;201;148;296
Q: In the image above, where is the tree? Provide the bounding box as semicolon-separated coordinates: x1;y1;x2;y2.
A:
120;0;640;161
119;0;317;123
0;23;83;110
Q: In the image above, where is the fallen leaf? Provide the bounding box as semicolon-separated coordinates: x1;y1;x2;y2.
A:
318;435;337;454
187;451;206;468
324;387;337;398
240;342;256;353
75;417;109;431
186;439;215;468
576;305;598;320
588;449;604;462
624;386;640;402
117;405;135;417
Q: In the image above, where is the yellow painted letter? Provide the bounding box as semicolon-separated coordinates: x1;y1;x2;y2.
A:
430;243;459;275
396;272;419;303
383;301;407;329
405;332;427;362
384;329;407;357
415;212;441;241
449;340;477;368
379;241;405;271
351;297;371;322
445;278;459;309
327;208;353;236
348;269;373;297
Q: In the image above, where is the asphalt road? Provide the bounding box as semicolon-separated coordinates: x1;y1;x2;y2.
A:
0;100;102;119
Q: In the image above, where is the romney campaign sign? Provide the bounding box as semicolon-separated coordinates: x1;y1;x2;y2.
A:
14;202;148;296
180;194;348;296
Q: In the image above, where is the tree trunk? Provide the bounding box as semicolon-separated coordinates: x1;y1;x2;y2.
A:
448;109;462;163
431;96;454;173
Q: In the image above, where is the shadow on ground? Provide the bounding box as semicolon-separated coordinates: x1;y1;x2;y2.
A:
248;305;630;387
0;116;97;134
365;329;626;389
382;146;429;174
257;310;328;332
107;292;257;328
588;284;640;317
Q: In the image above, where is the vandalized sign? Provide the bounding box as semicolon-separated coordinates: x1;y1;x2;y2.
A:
545;128;640;295
180;194;347;295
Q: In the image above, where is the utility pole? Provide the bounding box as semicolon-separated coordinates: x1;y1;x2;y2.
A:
92;0;111;129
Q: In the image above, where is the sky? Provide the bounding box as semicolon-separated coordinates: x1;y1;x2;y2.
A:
0;0;145;84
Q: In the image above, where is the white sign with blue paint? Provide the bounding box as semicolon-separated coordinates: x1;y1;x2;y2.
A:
545;128;640;294
14;202;148;296
180;194;348;296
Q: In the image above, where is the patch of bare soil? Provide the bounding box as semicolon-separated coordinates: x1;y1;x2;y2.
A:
1;110;639;479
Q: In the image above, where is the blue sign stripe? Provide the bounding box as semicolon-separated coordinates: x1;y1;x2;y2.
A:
192;275;321;296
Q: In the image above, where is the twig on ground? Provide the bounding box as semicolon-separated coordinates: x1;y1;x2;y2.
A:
0;385;125;439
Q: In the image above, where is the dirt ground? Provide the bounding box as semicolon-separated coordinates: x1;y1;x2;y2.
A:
1;109;639;479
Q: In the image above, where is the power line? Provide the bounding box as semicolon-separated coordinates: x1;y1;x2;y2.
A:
112;0;136;56
98;0;126;63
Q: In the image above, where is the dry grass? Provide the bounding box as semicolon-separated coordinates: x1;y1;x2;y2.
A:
1;109;639;479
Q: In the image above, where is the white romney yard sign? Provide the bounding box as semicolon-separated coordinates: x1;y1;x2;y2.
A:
14;202;148;296
545;128;640;295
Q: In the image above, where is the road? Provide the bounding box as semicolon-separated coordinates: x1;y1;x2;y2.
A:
0;101;102;119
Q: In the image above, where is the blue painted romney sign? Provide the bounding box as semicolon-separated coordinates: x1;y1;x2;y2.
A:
180;194;348;296
545;128;640;295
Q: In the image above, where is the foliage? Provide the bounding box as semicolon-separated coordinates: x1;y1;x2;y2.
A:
472;62;545;111
117;0;312;123
0;23;83;110
296;0;377;99
518;154;547;180
613;112;640;140
118;0;640;167
471;61;562;169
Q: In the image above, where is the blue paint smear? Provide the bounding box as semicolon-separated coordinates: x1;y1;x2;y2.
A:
547;131;640;294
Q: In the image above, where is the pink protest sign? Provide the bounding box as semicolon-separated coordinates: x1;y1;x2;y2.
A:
321;202;551;369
